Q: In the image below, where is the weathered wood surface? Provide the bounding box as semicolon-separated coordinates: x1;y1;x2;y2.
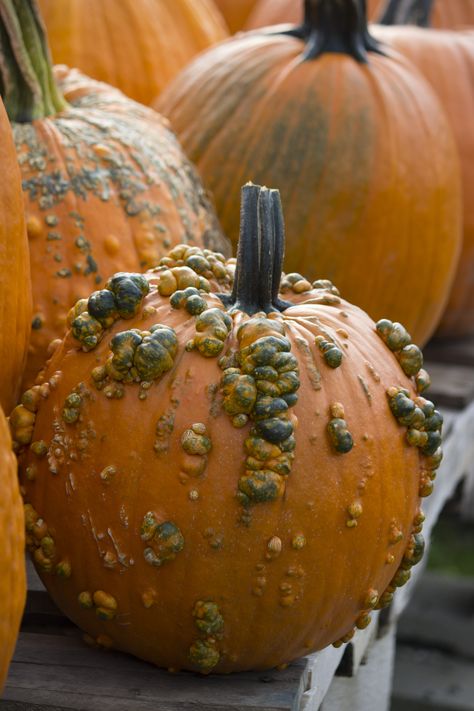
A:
424;336;474;368
3;351;474;711
423;361;474;409
391;571;474;711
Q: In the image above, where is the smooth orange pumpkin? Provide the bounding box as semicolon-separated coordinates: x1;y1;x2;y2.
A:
158;0;462;346
373;4;474;336
213;0;259;33
0;0;229;390
0;97;31;414
0;405;25;690
37;0;228;105
13;183;439;673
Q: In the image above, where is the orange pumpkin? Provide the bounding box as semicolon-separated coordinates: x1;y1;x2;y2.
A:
213;0;259;33
157;0;462;346
378;0;474;29
245;0;381;29
13;183;439;673
0;405;25;690
0;98;32;414
372;6;474;336
37;0;228;105
0;0;229;390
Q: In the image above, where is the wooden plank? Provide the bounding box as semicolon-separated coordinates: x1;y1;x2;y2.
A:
396;572;474;659
387;401;474;622
316;625;396;711
2;633;309;711
423;336;474;368
391;644;474;711
423;362;474;409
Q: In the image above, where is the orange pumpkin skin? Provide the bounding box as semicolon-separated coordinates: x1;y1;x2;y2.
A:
0;99;32;414
370;26;474;337
37;0;228;105
157;14;461;346
13;66;229;389
213;0;259;33
0;406;26;690
14;186;438;672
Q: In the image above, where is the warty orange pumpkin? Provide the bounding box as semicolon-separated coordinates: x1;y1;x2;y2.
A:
0;405;25;690
0;97;32;414
373;0;474;337
157;0;462;346
0;0;229;391
13;183;440;673
37;0;228;106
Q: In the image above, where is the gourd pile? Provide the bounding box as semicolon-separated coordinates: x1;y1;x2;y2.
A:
0;0;472;685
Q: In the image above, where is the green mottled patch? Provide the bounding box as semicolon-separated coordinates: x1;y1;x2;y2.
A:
143;520;184;567
193;601;224;637
188;639;220;672
327;418;353;453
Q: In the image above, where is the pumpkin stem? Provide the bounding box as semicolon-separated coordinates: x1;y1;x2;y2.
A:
379;0;433;26
218;183;292;315
281;0;384;62
0;0;67;122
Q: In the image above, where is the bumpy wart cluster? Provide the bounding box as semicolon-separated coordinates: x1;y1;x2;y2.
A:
376;319;430;389
140;513;184;568
220;316;299;507
189;600;224;672
69;272;150;350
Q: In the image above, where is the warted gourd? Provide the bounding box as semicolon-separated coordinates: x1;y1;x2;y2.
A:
13;183;441;673
375;0;474;337
37;0;228;106
0;406;25;690
0;0;229;389
158;0;462;346
0;97;32;414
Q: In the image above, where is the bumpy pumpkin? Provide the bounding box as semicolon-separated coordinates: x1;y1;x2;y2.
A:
379;0;474;29
158;0;462;346
37;0;228;105
373;1;474;337
213;0;259;33
13;183;441;673
0;0;229;389
0;97;31;414
0;406;25;690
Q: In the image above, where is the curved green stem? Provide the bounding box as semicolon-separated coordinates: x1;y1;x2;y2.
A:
280;0;384;63
378;0;434;27
0;0;67;122
218;184;292;316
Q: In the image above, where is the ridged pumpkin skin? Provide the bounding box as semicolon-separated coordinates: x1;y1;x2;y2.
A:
14;205;439;673
0;99;31;414
37;0;228;105
213;0;259;33
157;23;461;346
245;0;381;29
0;406;25;690
14;66;228;389
371;26;474;337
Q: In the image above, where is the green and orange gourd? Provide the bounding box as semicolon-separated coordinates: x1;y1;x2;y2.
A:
375;0;474;337
0;0;229;390
13;183;441;673
37;0;229;105
158;0;462;346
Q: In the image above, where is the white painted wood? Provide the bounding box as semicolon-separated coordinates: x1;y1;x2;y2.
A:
389;402;474;621
317;626;396;711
